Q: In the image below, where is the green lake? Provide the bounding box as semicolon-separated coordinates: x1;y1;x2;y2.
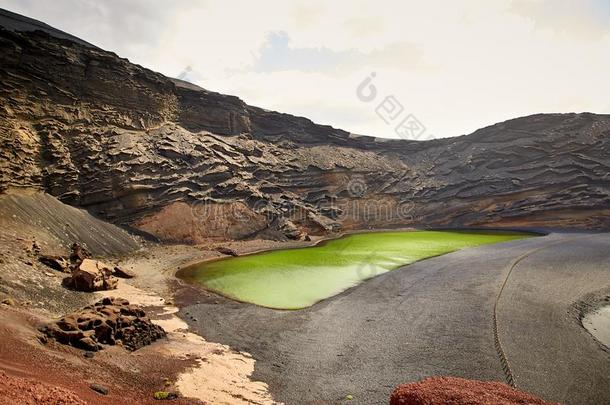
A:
179;230;533;310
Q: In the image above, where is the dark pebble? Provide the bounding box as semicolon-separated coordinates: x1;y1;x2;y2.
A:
90;383;109;395
84;351;95;358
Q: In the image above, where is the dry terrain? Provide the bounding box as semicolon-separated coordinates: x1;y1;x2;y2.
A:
0;8;609;405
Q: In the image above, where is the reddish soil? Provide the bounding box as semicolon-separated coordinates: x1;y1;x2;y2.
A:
0;371;87;405
390;376;559;405
0;306;202;404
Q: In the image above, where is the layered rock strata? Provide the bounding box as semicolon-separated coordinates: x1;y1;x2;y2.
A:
1;10;609;242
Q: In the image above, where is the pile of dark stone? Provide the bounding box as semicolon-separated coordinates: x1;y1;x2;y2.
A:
41;297;166;351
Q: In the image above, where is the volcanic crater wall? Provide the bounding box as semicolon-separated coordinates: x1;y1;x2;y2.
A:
0;17;609;242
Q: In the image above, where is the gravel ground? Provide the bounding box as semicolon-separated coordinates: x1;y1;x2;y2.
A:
498;233;610;404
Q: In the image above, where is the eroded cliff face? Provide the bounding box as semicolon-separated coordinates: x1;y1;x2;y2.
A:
1;19;609;242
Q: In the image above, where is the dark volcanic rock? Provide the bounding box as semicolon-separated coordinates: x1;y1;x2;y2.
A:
215;247;239;257
43;297;166;351
69;243;91;267
89;384;109;395
0;14;609;241
38;255;69;272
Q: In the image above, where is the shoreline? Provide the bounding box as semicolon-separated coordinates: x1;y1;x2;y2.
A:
178;232;610;404
0;225;602;404
174;227;543;310
96;277;281;404
174;226;544;278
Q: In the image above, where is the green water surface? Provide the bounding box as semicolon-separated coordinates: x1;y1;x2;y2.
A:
180;230;533;309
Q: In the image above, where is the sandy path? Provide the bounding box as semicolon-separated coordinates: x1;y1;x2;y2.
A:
98;275;281;405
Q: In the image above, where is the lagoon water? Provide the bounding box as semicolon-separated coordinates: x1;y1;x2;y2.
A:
180;230;532;309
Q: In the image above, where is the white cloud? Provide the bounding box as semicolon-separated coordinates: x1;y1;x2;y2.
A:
2;0;610;139
249;31;423;74
510;0;610;38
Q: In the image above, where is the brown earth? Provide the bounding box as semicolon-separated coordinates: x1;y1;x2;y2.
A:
0;371;87;405
0;8;608;405
0;305;201;405
390;376;559;405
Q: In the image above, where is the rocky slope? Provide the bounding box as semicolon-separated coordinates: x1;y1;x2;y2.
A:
1;9;609;242
0;191;141;314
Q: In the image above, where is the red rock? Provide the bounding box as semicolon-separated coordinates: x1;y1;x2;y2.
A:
390;376;558;405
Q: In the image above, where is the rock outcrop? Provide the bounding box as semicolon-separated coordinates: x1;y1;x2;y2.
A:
64;258;118;292
0;10;609;242
390;376;558;405
42;297;166;351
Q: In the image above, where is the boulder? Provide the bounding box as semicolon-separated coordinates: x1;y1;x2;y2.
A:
390;376;558;405
42;297;166;352
78;337;101;351
90;384;109;395
69;242;91;267
216;246;239;257
64;259;118;292
38;255;70;272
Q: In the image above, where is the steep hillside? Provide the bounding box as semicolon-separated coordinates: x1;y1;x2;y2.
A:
1;11;609;242
0;190;141;314
0;191;140;256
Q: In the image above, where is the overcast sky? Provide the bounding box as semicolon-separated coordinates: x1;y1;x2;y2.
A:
2;0;610;139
